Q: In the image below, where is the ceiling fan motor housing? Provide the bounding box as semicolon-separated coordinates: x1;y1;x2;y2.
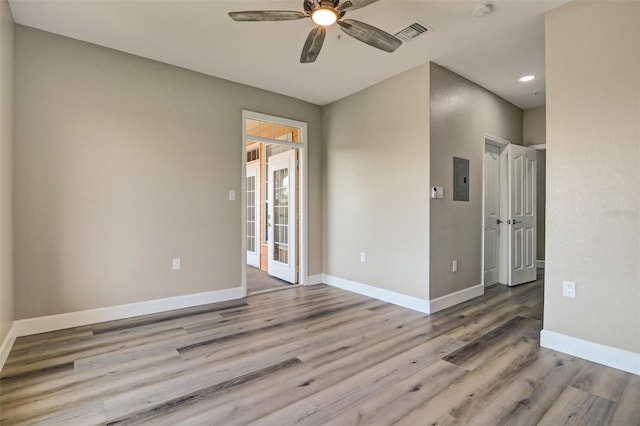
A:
304;0;340;13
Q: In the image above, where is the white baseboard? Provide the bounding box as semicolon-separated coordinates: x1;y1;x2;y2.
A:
13;287;244;337
0;324;16;372
306;274;324;285
429;283;484;314
323;274;430;314
541;329;640;375
536;260;545;268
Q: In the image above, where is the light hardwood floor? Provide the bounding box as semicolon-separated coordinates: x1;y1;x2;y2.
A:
1;274;638;425
246;266;291;294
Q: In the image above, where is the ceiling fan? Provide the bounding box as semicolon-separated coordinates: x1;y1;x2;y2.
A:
229;0;402;63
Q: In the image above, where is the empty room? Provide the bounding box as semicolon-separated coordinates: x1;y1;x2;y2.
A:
0;0;638;424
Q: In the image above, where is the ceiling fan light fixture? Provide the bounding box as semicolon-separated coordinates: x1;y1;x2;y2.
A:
312;7;338;26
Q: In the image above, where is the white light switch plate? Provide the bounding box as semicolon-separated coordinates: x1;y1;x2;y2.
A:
228;190;236;201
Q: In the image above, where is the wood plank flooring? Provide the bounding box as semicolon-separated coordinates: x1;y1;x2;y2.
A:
1;274;638;425
246;266;291;294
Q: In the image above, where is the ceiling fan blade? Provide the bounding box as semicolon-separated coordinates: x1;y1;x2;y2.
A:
300;26;326;63
229;11;307;22
338;19;402;52
337;0;379;12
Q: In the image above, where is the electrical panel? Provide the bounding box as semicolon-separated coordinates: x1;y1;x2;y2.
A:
453;157;469;201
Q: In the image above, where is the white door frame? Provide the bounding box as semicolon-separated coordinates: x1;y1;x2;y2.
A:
241;110;308;296
482;134;538;287
481;134;510;287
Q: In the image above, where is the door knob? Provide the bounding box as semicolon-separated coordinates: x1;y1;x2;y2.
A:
497;219;503;224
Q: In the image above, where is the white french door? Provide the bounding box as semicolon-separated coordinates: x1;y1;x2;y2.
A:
246;161;260;268
484;144;501;286
507;144;537;286
267;149;297;284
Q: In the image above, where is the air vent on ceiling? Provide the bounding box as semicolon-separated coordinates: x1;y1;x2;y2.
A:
394;22;429;42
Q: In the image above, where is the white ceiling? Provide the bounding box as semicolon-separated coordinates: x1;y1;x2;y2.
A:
8;0;566;109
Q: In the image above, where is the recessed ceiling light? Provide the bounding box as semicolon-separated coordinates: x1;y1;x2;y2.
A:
471;4;493;18
519;75;535;82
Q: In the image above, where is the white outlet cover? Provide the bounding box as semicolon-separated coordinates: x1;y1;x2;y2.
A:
172;258;181;271
228;190;236;201
360;252;366;263
562;280;576;298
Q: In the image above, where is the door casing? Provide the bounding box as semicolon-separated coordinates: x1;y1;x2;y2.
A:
241;111;308;296
482;135;537;287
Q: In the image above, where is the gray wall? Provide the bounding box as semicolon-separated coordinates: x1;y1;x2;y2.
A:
322;65;430;300
545;1;639;353
523;106;546;146
14;26;322;319
0;0;13;341
430;62;522;299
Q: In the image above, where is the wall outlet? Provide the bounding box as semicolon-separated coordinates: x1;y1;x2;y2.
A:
360;252;366;263
228;190;236;201
452;260;458;272
172;258;181;271
562;280;576;298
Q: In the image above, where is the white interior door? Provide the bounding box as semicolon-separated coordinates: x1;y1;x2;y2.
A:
246;161;260;268
267;149;297;283
484;144;501;286
508;144;537;286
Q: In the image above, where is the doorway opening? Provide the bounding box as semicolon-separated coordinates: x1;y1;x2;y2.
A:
482;135;538;288
241;111;308;295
